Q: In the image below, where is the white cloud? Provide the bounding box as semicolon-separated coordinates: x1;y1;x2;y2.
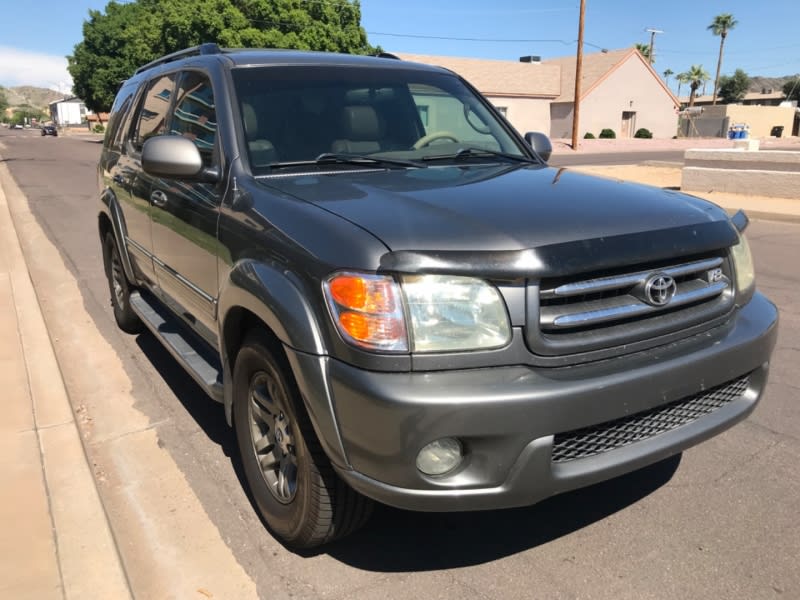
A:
0;46;73;93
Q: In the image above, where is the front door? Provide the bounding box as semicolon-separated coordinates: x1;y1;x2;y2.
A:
149;70;222;339
621;111;636;138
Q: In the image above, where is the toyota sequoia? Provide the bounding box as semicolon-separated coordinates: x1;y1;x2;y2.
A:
98;44;778;549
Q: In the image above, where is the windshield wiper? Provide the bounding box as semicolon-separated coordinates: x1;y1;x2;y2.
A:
268;153;426;170
421;147;538;164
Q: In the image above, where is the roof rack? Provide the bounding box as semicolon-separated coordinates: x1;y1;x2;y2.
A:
134;43;222;75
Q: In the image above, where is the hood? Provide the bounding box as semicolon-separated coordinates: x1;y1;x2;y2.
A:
261;165;729;252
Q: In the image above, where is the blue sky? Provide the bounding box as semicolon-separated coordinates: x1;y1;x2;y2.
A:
1;0;798;93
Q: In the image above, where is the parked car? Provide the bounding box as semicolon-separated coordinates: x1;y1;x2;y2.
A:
98;44;778;549
41;125;58;136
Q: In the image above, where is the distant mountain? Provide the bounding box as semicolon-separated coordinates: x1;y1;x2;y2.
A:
0;85;64;109
748;75;795;94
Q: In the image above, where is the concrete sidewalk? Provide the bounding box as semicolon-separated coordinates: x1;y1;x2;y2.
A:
550;135;800;155
0;167;131;599
569;163;800;224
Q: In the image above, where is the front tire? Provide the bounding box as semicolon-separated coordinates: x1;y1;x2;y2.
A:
102;231;143;334
233;331;372;549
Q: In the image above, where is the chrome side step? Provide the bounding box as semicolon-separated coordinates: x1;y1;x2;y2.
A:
129;291;223;402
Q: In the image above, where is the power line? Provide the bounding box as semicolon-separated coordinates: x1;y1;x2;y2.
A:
366;30;609;51
366;31;576;44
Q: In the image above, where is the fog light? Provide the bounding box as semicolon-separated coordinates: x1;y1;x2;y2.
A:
416;438;463;476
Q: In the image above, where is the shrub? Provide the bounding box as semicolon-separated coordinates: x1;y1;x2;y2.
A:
583;132;595;139
599;128;616;139
93;123;105;133
634;128;653;139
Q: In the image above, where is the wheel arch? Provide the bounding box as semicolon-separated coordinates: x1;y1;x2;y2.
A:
99;189;136;284
218;260;349;468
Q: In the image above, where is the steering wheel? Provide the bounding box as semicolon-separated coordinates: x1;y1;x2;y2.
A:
412;131;460;150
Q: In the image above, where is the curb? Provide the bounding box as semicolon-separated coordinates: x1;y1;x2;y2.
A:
0;159;133;599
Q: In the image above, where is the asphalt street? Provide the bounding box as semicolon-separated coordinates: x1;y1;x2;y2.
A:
2;127;798;599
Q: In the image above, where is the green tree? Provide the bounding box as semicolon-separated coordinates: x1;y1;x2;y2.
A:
686;65;711;107
718;69;750;104
0;87;8;114
68;0;378;113
676;72;690;97
708;13;738;105
662;68;673;87
634;43;651;62
783;77;800;103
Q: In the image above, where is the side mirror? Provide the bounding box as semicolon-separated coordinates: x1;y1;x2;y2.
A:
524;131;552;163
142;136;218;182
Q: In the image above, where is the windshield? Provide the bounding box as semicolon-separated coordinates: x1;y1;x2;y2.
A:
232;65;531;174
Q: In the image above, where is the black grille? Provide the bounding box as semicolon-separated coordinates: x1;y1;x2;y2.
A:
551;375;750;463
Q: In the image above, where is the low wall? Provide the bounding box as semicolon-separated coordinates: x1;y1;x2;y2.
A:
681;149;800;198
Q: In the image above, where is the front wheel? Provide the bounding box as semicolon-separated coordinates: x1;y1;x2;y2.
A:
233;331;372;549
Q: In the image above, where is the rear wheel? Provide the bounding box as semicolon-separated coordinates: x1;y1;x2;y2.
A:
102;231;143;334
233;330;372;549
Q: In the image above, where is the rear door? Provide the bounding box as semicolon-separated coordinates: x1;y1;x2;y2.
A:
149;69;222;338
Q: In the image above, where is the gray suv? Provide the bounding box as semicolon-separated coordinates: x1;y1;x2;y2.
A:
98;44;778;549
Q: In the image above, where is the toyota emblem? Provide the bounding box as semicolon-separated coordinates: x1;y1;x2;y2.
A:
644;274;676;306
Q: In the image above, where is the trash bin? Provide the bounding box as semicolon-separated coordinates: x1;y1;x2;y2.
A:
770;125;784;138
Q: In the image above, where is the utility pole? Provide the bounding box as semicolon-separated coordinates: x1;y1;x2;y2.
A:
645;28;663;65
571;0;586;151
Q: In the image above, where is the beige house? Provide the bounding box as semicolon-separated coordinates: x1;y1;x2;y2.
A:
396;53;560;134
545;48;679;139
396;49;680;139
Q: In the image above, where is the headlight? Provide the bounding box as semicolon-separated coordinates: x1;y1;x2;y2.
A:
730;233;755;296
402;274;510;352
324;272;511;353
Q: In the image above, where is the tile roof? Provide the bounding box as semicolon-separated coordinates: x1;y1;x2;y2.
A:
394;53;561;98
542;48;638;102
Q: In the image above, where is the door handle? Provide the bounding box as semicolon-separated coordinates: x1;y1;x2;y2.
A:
150;190;168;207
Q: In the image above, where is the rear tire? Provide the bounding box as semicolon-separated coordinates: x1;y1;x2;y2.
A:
233;330;372;549
102;231;143;334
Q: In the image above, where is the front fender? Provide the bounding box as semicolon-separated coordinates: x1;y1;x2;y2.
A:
217;259;350;468
219;258;326;355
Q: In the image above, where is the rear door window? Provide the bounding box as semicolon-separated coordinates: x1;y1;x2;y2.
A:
170;71;218;167
132;73;177;152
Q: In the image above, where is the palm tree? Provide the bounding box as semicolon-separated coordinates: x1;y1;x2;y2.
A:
708;13;738;105
663;68;674;87
676;72;690;98
634;43;651;62
687;65;711;107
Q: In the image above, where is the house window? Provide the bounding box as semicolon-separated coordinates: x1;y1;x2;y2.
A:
495;106;508;117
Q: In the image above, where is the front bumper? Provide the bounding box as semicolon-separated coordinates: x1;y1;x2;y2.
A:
289;292;778;512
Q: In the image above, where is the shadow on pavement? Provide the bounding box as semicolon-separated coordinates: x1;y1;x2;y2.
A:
134;330;681;569
136;334;232;448
325;453;681;570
